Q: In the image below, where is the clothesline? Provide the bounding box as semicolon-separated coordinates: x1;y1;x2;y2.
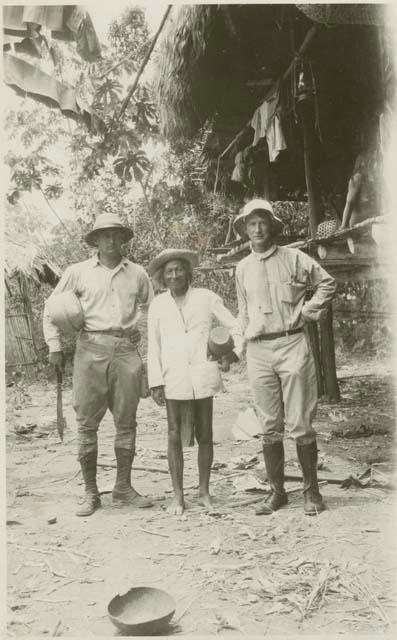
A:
213;23;321;194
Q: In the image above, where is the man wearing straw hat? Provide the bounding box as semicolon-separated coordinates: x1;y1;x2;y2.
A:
147;249;243;515
234;199;336;516
43;213;153;516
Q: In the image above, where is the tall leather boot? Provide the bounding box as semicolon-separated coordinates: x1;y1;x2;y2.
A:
296;441;325;515
112;448;153;508
256;441;288;515
76;451;101;517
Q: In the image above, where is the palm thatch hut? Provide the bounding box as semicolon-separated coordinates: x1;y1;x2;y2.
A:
4;202;60;378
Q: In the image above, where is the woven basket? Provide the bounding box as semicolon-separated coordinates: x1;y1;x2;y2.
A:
316;218;340;239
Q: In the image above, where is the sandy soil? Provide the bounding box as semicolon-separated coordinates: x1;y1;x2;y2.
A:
5;356;397;637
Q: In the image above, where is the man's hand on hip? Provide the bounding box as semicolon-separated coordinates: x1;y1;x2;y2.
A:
49;351;65;373
129;328;141;346
150;386;165;406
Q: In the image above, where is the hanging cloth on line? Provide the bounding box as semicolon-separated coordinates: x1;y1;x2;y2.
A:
250;86;287;161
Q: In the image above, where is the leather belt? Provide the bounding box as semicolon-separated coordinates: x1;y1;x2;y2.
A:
250;327;304;342
84;329;134;338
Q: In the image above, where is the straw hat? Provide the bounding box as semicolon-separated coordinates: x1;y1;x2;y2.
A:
147;249;199;277
46;290;84;334
233;198;283;239
85;213;134;247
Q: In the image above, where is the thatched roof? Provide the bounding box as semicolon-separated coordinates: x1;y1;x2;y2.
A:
155;4;387;143
4;202;61;285
156;4;289;140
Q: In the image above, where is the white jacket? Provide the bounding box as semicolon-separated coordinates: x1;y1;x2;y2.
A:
148;287;243;400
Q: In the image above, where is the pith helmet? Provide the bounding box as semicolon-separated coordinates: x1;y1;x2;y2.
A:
233;198;283;239
84;213;134;247
46;290;84;333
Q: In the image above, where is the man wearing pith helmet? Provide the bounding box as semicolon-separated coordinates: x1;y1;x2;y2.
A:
234;199;336;516
43;212;154;516
147;248;243;515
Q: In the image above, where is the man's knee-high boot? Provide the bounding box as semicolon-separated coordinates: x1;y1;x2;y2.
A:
76;451;101;517
296;441;325;515
256;441;288;515
112;448;152;508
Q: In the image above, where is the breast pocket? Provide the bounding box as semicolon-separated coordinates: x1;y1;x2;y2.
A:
280;283;306;304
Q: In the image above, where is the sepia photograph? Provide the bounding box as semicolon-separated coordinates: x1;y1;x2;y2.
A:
2;1;397;637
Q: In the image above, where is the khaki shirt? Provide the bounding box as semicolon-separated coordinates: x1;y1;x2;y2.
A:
43;255;153;352
235;245;336;340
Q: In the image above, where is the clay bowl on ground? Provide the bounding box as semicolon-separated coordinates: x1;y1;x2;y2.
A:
108;586;176;636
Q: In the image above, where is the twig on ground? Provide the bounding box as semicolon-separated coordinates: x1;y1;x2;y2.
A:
51;619;62;636
174;598;196;625
44;579;75;596
8;542;53;555
304;562;331;615
97;461;169;474
139;527;170;538
34;598;74;603
355;576;392;626
44;559;68;579
33;469;80;490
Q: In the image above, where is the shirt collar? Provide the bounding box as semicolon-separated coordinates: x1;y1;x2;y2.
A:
250;244;278;261
166;285;192;303
92;254;129;269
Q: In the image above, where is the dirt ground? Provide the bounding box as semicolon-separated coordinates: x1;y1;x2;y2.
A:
5;355;397;638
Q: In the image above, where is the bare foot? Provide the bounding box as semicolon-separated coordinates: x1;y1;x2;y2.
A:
167;496;185;515
198;493;214;509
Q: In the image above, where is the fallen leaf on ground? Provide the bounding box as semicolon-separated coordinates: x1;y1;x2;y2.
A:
233;473;266;492
210;536;222;555
238;525;258;540
215;611;243;632
264;602;289;615
256;570;278;595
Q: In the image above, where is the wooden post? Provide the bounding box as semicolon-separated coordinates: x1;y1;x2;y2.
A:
319;305;340;402
299;100;324;238
298;97;340;402
306;322;324;397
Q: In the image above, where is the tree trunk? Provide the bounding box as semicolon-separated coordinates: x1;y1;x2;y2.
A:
320;305;340;402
